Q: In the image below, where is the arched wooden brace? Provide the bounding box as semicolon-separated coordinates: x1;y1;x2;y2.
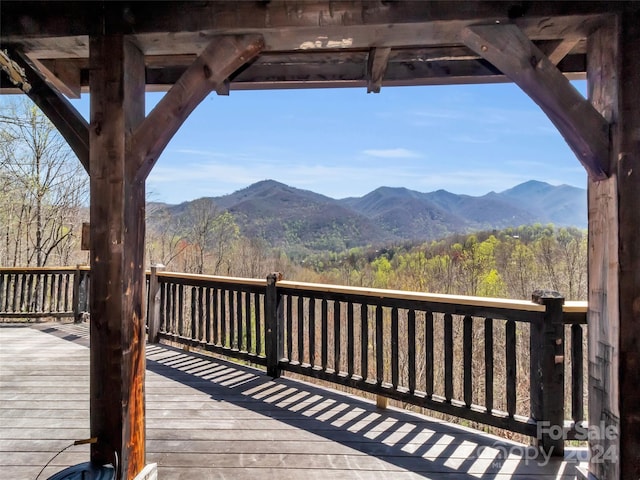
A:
86;33;263;479
3;48;90;172
461;23;610;181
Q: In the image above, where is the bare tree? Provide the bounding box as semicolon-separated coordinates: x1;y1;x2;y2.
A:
184;198;239;274
0;99;88;267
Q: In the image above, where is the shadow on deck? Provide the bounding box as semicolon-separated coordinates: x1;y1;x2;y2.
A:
0;323;586;479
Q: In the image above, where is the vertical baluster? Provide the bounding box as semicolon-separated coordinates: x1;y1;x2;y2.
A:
506;319;516;417
426;311;434;397
30;273;38;312
571;323;584;422
190;287;197;339
485;317;494;412
334;300;341;373
177;284;184;336
229;289;236;349
254;292;261;355
63;273;70;312
18;274;26;312
0;273;5;313
166;283;172;334
42;274;49;312
205;287;212;343
245;290;252;353
15;273;21;312
376;304;383;385
221;289;227;347
25;274;34;311
170;283;176;334
347;302;354;377
159;282;166;332
391;306;399;389
361;304;368;381
286;294;293;360
198;287;205;341
236;290;243;350
309;297;316;366
444;313;453;402
321;298;328;370
35;273;41;312
463;315;473;408
297;296;304;363
50;274;57;313
167;283;177;334
408;309;416;393
56;274;63;313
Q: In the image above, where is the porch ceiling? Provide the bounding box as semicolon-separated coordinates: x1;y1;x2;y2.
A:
0;1;616;95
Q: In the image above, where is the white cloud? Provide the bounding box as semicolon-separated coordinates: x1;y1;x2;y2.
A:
362;148;422;159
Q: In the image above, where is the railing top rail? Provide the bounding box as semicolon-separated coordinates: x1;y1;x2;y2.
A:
154;271;265;288
5;267;588;317
277;280;546;313
564;300;588;313
0;266;87;273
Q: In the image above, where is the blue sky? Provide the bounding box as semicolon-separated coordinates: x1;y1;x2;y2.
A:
67;81;587;205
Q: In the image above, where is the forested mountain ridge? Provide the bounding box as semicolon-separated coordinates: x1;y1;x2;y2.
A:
151;179;586;255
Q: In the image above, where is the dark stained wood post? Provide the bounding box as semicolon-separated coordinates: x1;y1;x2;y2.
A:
530;290;565;457
265;272;284;378
89;33;147;479
588;8;640;479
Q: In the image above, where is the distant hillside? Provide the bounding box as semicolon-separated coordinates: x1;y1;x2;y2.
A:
150;179;587;254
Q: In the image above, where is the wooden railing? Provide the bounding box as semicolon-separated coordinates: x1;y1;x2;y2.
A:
0;266;587;455
148;269;588;456
0;266;89;321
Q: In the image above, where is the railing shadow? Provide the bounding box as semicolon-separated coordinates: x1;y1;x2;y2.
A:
36;323;586;479
144;345;585;478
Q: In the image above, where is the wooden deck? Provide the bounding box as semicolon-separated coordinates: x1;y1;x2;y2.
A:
0;323;586;479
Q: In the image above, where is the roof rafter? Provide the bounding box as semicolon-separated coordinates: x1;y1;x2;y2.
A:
366;47;391;93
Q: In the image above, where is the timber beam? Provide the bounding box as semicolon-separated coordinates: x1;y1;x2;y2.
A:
366;47;391;93
538;38;581;66
89;34;147;479
3;48;89;172
461;24;610;181
132;35;264;181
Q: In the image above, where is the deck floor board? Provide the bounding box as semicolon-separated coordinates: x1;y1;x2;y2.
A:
0;323;586;479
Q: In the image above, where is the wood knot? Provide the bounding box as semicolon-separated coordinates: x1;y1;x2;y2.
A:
203;64;212;79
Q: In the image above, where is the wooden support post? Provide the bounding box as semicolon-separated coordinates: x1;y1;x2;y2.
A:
89;34;147;479
265;272;284;378
588;8;640;479
461;24;610;181
616;8;640;477
147;264;165;344
530;290;565;457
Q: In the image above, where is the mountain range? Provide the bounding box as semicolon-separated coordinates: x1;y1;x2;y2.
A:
151;179;587;254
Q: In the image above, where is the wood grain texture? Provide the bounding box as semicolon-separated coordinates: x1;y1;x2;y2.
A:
586;17;621;480
0;323;586;479
88;34;147;478
615;6;640;478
